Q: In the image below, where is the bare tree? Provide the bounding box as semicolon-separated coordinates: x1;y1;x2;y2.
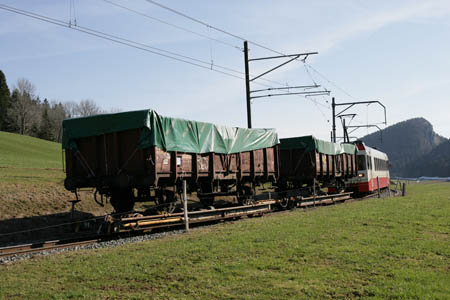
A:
107;107;122;114
9;78;39;135
63;99;102;118
62;101;79;119
75;99;102;117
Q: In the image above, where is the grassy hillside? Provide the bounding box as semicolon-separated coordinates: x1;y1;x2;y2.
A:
1;183;449;299
0;131;62;169
0;131;108;220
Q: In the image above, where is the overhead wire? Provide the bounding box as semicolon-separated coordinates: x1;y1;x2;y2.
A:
0;2;330;111
0;3;313;94
302;61;331;112
143;0;368;102
304;63;359;101
2;1;322;93
142;0;365;112
142;0;342;109
69;0;77;26
99;0;298;88
102;0;243;51
143;0;289;56
0;4;246;80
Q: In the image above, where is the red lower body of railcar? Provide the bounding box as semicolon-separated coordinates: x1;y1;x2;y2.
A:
355;176;390;193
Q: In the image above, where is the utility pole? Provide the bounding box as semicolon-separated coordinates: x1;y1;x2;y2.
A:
342;118;347;143
244;41;252;128
332;97;336;142
243;41;323;129
332;99;387;143
182;180;189;231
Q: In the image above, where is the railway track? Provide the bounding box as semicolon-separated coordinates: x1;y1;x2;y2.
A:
0;190;391;260
0;236;104;258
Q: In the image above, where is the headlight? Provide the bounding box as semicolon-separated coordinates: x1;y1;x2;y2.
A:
358;173;364;177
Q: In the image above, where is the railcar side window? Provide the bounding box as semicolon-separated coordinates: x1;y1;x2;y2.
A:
357;155;366;170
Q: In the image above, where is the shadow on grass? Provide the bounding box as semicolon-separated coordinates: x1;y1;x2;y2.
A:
0;210;98;247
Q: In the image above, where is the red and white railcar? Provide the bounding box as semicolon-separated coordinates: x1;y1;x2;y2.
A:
349;142;390;193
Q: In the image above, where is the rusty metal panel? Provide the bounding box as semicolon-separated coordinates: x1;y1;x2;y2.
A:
314;152;321;177
65;127;279;191
240;152;251;176
344;154;349;176
197;153;210;176
326;154;332;177
254;149;264;175
335;155;342;176
266;148;274;173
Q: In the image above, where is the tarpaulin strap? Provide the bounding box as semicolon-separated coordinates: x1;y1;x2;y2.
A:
219;154;232;172
103;135;109;175
74;151;96;178
292;150;308;174
117;148;139;175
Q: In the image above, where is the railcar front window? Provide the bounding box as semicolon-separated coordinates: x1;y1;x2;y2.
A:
357;155;366;170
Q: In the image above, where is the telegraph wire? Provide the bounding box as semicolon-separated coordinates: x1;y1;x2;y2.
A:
100;0;292;88
106;0;325;94
142;1;330;102
69;0;77;26
304;63;359;101
0;4;308;91
141;0;378;133
143;0;353;107
302;62;331;111
104;0;327;93
144;0;287;56
0;4;247;80
102;0;243;51
0;3;330;109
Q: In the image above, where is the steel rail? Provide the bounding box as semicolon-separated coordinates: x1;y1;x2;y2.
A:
0;237;104;258
0;190;395;259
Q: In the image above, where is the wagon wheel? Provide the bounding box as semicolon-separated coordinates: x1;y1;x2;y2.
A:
199;196;214;208
279;197;289;209
110;189;135;213
239;196;253;206
238;185;255;206
164;194;178;214
155;190;178;214
288;196;296;209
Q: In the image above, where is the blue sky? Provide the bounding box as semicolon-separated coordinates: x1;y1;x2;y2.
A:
1;0;449;140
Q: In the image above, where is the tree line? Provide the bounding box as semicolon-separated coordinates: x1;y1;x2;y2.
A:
0;70;109;143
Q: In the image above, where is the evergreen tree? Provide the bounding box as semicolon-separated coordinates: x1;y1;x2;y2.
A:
0;70;11;131
6;90;20;133
39;108;54;141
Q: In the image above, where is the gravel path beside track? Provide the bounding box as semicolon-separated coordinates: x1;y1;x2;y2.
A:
0;228;186;264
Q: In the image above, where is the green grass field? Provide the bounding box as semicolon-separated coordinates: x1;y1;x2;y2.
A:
0;131;108;220
1;183;449;299
0;131;62;169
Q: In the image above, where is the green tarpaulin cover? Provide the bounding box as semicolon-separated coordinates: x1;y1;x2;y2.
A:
62;109;279;154
280;135;356;155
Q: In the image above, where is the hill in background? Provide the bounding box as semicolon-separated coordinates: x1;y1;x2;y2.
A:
361;118;449;177
402;139;450;177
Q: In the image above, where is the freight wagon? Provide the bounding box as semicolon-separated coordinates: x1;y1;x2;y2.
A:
62;109;280;212
279;135;357;193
